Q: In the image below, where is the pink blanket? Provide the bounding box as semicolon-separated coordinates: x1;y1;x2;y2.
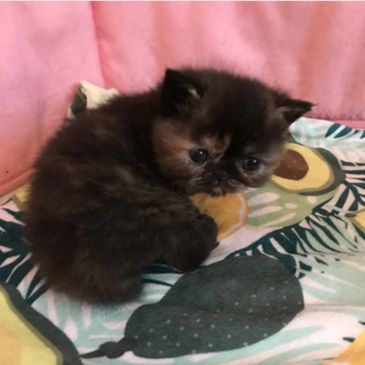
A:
1;2;364;195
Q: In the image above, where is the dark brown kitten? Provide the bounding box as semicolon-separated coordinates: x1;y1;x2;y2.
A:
24;68;312;304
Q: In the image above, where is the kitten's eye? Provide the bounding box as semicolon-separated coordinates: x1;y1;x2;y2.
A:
189;149;209;164
242;157;261;172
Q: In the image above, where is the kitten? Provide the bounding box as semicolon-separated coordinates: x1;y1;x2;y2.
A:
24;68;312;304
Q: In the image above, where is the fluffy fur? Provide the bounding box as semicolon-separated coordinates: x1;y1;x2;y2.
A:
25;68;312;304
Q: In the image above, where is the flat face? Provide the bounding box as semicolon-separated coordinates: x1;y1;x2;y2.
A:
152;114;286;196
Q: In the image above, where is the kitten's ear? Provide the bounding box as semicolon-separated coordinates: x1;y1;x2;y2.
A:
274;92;314;124
161;69;204;115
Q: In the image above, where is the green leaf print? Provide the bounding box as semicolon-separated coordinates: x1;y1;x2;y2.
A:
0;202;47;304
246;182;335;229
81;256;303;360
228;204;365;278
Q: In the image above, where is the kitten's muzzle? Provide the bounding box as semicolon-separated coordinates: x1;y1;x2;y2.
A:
211;186;225;196
213;171;229;182
211;179;227;196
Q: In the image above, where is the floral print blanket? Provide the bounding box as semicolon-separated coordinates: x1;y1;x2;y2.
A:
0;83;364;365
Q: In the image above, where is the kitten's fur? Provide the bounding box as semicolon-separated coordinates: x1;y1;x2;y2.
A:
25;68;312;304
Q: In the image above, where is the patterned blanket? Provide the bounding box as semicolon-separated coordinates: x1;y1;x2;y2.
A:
0;83;364;365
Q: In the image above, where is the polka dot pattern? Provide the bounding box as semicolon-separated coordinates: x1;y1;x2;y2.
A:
86;256;303;359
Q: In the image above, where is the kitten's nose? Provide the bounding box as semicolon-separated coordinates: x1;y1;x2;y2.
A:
214;172;228;182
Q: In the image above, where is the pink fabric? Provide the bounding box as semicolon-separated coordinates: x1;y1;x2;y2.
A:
94;2;365;121
1;2;365;195
0;3;103;195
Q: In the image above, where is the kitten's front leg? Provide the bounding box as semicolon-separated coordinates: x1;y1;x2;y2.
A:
161;208;218;272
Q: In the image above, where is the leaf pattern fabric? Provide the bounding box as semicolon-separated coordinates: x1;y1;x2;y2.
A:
0;84;365;365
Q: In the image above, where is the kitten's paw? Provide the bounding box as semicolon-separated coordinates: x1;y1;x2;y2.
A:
163;215;218;272
197;213;218;247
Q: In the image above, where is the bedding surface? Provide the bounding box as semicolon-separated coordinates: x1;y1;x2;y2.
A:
0;84;364;365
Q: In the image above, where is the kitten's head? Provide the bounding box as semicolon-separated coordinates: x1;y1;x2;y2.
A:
152;68;313;196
